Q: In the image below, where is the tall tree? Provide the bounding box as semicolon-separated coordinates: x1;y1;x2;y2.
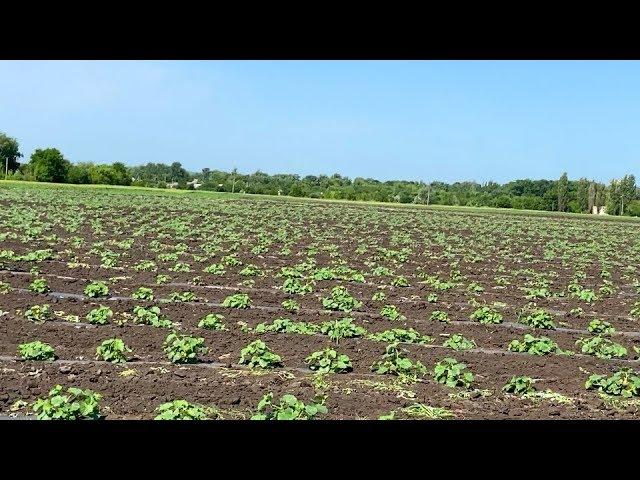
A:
576;178;590;213
557;172;569;212
28;148;71;183
620;174;637;214
0;132;22;175
606;179;622;215
587;182;596;213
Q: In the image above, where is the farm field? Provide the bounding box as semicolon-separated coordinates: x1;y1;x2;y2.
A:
1;181;640;420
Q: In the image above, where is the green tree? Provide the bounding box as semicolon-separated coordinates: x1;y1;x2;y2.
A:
0;132;22;175
28;148;71;183
576;178;589;213
620;174;637;215
557;172;569;212
606;179;622;215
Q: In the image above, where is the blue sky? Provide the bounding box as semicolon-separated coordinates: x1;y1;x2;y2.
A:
0;60;638;183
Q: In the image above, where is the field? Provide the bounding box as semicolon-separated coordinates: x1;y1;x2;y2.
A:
1;181;640;420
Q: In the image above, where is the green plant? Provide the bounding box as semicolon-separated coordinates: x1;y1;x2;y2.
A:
433;358;474;389
322;286;362;312
28;278;50;294
305;348;352;374
132;287;154;300
470;306;503;324
84;281;109;298
24;304;53;323
282;278;313;295
154;400;212;420
32;385;102;420
430;310;450;323
443;334;476;351
281;299;300;312
587;319;615;335
518;307;556;329
86;305;113;325
426;293;438;303
585;368;640;397
368;328;432;344
372;291;387;301
133;305;172;328
502;376;536;395
18;341;56;361
576;336;627;359
163;332;207;364
380;304;406;321
371;342;427;382
0;281;12;294
508;334;559;356
239;340;282;369
198;313;226;330
168;291;197;302
96;338;131;363
254;317;318;335
319;317;367;343
251;393;327;420
204;263;225;275
222;293;251;309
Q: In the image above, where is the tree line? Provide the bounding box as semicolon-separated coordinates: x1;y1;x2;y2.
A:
1;131;638;216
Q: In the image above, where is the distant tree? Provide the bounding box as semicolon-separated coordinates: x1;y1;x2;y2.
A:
576;178;590;213
0;132;22;175
28;148;71;183
606;179;622;215
587;182;596;213
556;172;569;212
620;174;636;214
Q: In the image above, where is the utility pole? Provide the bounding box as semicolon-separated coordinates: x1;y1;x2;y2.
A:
5;157;8;180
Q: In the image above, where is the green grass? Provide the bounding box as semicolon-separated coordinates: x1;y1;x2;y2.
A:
2;179;639;224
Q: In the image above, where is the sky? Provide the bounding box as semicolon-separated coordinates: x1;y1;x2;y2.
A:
0;60;638;184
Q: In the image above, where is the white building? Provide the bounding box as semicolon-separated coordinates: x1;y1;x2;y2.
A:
592;205;607;215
